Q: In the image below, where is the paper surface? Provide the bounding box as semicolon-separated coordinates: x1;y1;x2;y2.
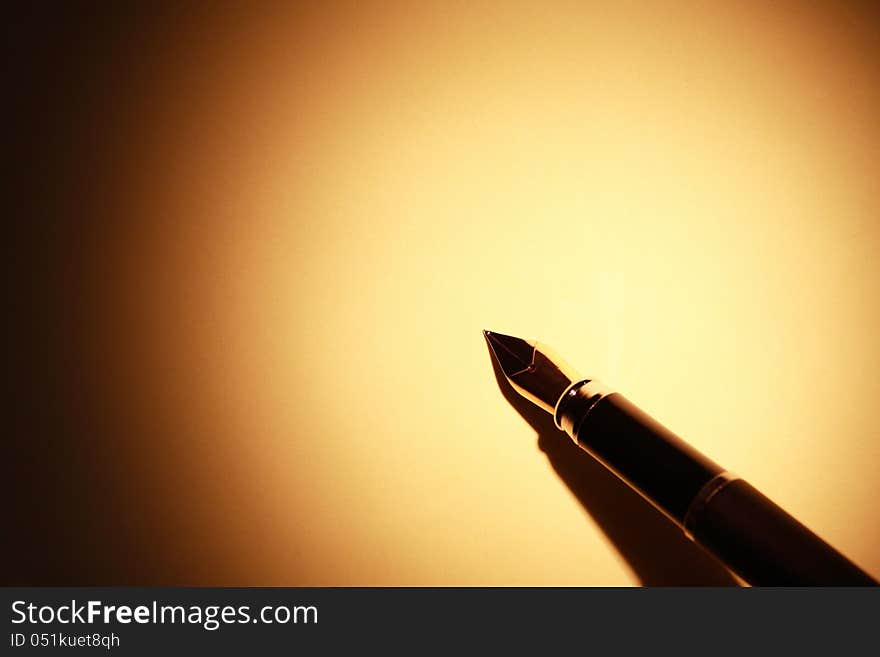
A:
87;2;880;584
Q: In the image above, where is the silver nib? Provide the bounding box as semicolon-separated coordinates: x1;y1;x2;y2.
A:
483;330;580;414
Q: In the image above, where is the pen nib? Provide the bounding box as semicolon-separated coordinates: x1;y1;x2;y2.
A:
483;330;535;378
483;330;580;414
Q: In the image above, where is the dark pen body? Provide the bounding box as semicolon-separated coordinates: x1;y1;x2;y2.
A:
485;330;877;586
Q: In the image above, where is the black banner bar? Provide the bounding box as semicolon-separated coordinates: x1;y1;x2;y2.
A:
1;588;876;654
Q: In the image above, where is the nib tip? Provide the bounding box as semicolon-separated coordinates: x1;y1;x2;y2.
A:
482;329;535;378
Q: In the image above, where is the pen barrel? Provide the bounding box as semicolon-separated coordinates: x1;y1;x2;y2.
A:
560;391;725;525
559;388;877;586
684;477;877;586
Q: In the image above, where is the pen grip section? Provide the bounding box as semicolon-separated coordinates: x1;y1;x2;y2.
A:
572;394;724;525
687;478;877;586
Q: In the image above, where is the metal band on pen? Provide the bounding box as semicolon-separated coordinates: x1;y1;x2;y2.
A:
682;471;740;539
554;378;614;442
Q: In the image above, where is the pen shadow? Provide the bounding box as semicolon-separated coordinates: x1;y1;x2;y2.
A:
487;350;738;586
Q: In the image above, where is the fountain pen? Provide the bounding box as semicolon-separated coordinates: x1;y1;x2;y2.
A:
484;330;876;586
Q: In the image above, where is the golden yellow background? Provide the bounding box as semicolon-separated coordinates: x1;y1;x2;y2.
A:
64;1;880;584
